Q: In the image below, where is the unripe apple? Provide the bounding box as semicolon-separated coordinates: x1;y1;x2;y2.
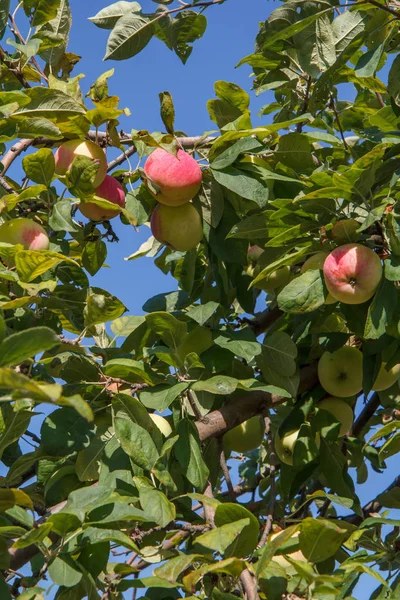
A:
331;219;360;244
150;413;172;437
0;218;49;251
323;244;382;304
270;531;306;568
301;252;336;304
151;203;203;252
54;140;107;187
318;346;363;397
318;397;354;437
301;252;328;273
253;266;291;292
223;416;265;453
144;148;202;206
247;245;264;264
274;429;300;466
372;362;400;391
79;175;125;221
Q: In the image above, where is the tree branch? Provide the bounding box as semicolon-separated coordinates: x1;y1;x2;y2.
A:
257;415;276;548
345;475;400;526
218;438;235;500
1;139;33;176
195;363;319;442
350;393;380;438
244;306;283;337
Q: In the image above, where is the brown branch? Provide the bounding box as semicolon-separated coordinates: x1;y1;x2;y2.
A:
361;0;400;18
1;139;33;176
186;389;204;421
0;45;30;88
218;438;235;500
244;306;283;337
195;363;319;442
257;415;276;548
376;92;386;108
240;568;260;600
330;96;349;149
350;393;380;438
0;174;16;194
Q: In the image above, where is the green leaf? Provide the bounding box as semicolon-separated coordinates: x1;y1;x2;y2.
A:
76;438;106;482
13;88;86;121
212;166;267;206
49;199;80;232
278;270;325;314
80;527;139;552
38;0;72;67
154;554;202;584
12;522;53;548
15;250;77;282
276;133;314;171
355;40;385;78
89;1;141;29
0;406;32;461
65;155;98;197
0;488;33;512
388;54;400;103
186;301;220;326
195;518;250;555
261;331;297;377
211;137;264;170
26;0;62;27
175;419;209;489
159;91;174;135
299;517;352;563
105;13;154;60
313;14;336;72
214;503;259;558
213;329;261;362
364;279;397;340
139;382;188;411
114;415;159;470
6;37;41;58
139;487;176;527
41;407;95;456
332;10;366;54
84;290;126;327
192;376;238;395
319;438;360;514
48;555;82;588
261;7;332;50
256;525;300;575
0;0;10;40
0;327;59;367
82;240;107;276
145;311;187;350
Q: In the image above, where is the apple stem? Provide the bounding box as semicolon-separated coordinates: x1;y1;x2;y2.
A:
218;438;235;501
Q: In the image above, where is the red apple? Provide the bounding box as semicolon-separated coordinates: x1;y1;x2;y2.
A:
247;245;264;264
54;140;107;187
323;243;382;304
79;175;125;221
0;218;49;251
151;203;203;251
144;148;202;206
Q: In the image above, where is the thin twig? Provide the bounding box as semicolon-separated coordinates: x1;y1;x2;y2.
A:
8;12;49;83
186;389;204;421
257;415;276;548
350;393;380;438
218;438;235;500
1;139;33;176
296;76;312;133
376;92;386;108
330;96;349;149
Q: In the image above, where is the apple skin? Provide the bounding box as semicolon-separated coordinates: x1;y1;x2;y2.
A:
318;397;354;437
301;252;336;304
253;266;291;293
323;243;382;305
318;346;363;397
372;362;400;391
150;413;173;437
274;429;300;466
270;531;306;568
223;416;265;453
79;175;125;221
0;218;49;251
247;245;264;263
144;148;202;206
151;203;203;252
331;219;360;244
54;140;107;187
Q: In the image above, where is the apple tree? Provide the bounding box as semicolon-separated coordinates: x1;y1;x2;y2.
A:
0;0;400;599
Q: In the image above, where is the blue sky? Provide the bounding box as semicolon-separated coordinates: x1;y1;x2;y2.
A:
3;1;399;597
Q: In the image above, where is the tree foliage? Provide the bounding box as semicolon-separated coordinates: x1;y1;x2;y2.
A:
0;0;400;598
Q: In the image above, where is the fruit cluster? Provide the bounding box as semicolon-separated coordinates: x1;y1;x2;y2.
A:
144;148;203;252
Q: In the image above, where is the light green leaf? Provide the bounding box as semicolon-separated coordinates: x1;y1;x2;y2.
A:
48;556;82;588
0;327;59;367
196;518;250;555
15;250;78;282
89;1;141;29
114;416;159;470
277;270;325;314
105;13;154;60
139;487;176;527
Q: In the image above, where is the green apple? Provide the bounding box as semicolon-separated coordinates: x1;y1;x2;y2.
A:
223;416;265;453
274;429;300;466
331;219;360;244
372;362;400;391
253;266;291;293
318;346;363;397
151;202;203;251
318;397;354;436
